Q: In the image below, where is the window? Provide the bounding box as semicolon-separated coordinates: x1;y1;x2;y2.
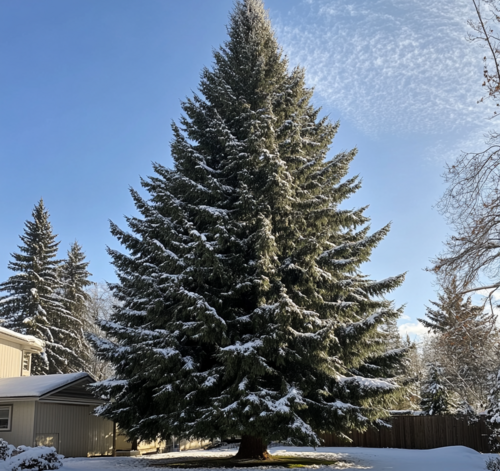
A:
0;406;12;431
35;434;58;449
22;352;31;374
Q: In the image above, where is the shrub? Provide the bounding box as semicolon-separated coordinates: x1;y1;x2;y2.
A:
486;456;500;471
0;439;15;461
0;440;63;471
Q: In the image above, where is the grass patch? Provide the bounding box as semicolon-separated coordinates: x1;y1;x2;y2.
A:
154;455;338;468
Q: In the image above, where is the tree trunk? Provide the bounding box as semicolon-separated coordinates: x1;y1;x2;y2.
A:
131;438;138;451
112;422;117;457
234;435;271;460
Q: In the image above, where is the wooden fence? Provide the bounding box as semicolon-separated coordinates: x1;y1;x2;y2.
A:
320;415;493;453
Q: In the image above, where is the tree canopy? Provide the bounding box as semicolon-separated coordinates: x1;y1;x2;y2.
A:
91;0;407;456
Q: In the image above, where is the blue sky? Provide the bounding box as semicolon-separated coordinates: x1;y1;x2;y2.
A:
0;0;490;339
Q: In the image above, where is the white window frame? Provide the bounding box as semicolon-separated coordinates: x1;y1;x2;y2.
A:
22;351;31;375
0;405;12;432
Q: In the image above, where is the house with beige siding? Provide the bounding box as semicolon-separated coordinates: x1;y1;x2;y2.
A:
0;326;44;378
0;326;114;457
0;326;207;457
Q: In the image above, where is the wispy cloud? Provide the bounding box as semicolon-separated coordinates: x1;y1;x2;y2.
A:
399;320;428;340
275;0;494;144
476;288;500;301
475;288;500;319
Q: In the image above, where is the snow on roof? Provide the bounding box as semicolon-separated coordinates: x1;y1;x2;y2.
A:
0;372;90;398
0;326;44;352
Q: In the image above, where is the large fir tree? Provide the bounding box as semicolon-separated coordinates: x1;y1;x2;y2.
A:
92;0;406;458
0;200;81;374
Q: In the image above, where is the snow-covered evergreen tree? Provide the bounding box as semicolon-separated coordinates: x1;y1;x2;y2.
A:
91;0;406;458
419;278;500;409
379;320;419;411
419;278;489;334
381;317;403;350
379;319;413;410
456;398;478;424
420;363;455;415
59;241;93;373
404;335;424;410
0;199;80;374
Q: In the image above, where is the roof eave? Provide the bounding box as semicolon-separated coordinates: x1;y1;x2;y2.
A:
0;329;44;353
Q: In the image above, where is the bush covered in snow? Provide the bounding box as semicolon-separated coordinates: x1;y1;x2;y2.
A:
0;440;15;461
0;440;63;471
486;456;500;471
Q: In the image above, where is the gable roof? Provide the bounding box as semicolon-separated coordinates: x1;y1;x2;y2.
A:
0;326;44;353
0;372;102;405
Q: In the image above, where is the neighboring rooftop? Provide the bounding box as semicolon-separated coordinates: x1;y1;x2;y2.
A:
0;372;101;404
0;325;44;352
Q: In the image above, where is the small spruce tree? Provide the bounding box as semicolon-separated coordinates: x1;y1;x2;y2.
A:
420;363;455;415
456;398;478;423
381;317;403;350
380;320;417;410
91;0;407;459
403;335;424;410
0;199;78;374
419;278;464;333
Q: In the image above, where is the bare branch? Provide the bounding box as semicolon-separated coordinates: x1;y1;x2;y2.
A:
458;283;500;294
474;0;500;85
430;2;500;300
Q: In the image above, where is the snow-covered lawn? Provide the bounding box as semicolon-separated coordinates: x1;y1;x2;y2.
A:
61;446;494;471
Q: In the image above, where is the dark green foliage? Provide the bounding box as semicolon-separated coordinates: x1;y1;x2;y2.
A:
379;320;417;410
59;241;93;373
92;0;406;446
0;200;87;374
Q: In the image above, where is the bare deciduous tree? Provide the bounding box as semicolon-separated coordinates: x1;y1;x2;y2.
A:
420;279;500;410
433;132;500;299
469;0;500;108
432;0;500;302
85;283;115;380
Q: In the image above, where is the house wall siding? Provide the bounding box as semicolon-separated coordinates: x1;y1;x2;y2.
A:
34;403;113;457
180;438;211;451
34;403;89;457
0;401;35;447
0;338;22;378
87;409;114;456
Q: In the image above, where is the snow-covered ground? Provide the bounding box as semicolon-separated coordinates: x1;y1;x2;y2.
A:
61;446;494;471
